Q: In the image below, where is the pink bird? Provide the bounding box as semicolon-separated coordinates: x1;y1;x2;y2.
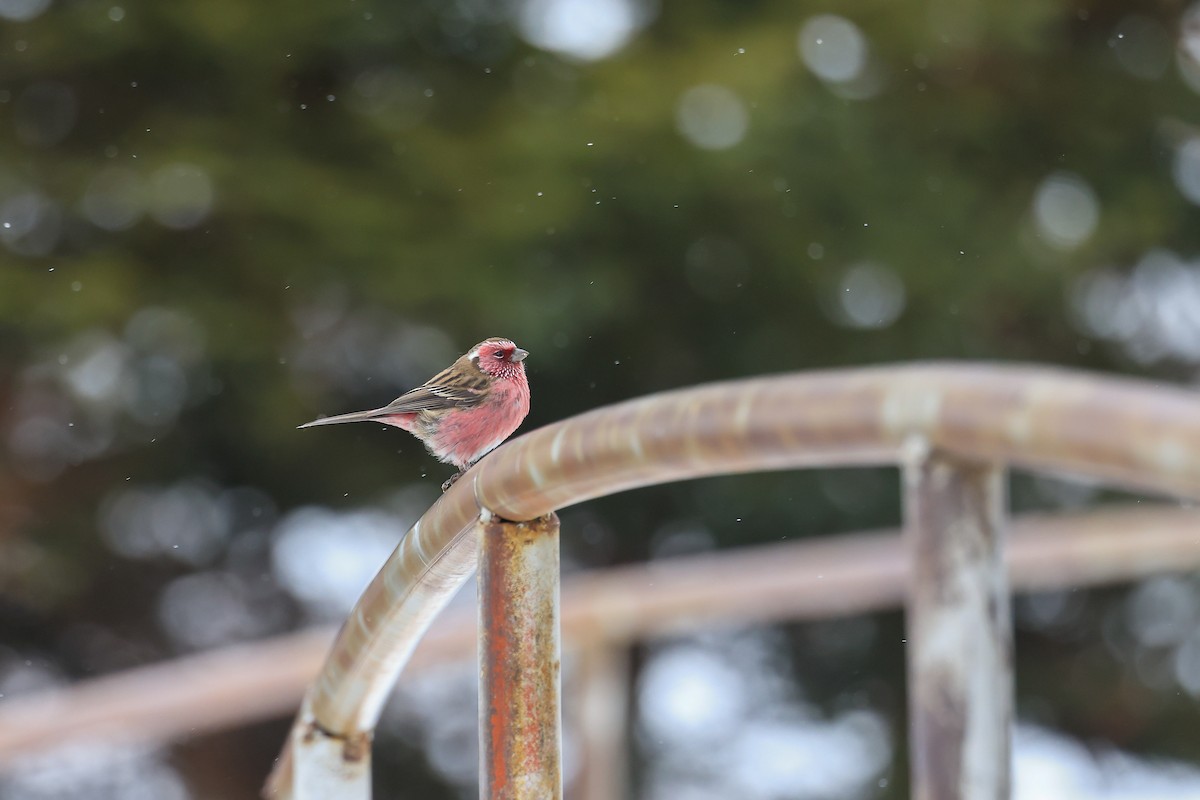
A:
299;337;530;488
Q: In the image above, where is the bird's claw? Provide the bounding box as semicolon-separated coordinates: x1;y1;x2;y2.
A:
441;471;464;492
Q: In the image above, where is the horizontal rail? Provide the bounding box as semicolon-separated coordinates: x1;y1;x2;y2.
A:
0;630;334;768
0;505;1194;769
476;364;1200;516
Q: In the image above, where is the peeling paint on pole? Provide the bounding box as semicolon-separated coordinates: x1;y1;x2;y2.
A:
478;512;562;800
905;454;1011;800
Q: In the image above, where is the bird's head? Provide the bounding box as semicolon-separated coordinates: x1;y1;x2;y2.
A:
470;338;529;378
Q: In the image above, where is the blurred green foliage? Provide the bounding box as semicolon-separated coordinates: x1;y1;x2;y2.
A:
2;0;1200;796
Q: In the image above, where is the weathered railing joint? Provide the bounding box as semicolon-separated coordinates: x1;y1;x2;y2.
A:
478;512;563;800
904;452;1012;800
289;699;371;800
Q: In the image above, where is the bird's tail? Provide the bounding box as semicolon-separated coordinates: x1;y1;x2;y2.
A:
296;408;388;429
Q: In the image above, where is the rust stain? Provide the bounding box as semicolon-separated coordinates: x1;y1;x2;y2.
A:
342;730;370;764
480;514;562;799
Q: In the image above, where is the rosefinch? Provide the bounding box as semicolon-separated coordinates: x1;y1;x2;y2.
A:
299;337;530;488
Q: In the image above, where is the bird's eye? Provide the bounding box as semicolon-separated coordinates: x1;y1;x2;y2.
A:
494;351;505;359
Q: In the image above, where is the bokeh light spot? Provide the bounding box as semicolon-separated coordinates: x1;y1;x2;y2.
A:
148;163;214;230
831;262;906;329
272;507;404;617
0;191;62;256
1032;172;1099;251
0;0;50;21
1173;138;1200;206
675;85;748;151
81;167;144;231
798;15;867;84
516;0;648;62
1111;15;1171;80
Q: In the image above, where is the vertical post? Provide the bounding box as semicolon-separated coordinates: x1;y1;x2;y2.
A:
573;642;630;800
904;453;1012;800
478;512;563;800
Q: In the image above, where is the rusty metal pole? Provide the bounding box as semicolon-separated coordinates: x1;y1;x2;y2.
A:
478;511;563;800
904;452;1012;800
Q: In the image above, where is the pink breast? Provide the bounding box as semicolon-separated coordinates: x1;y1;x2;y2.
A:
429;378;529;468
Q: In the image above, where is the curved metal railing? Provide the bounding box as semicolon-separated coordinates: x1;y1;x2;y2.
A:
267;363;1200;798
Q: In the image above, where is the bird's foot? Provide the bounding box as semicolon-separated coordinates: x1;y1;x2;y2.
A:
441;471;464;493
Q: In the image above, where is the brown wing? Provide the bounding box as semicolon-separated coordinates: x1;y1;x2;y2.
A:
297;355;490;429
376;360;490;414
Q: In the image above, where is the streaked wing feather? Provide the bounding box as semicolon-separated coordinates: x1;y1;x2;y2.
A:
377;363;489;413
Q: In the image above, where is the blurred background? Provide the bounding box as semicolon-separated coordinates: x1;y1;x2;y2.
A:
3;0;1200;797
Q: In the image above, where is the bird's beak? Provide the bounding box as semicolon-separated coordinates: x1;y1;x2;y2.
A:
511;348;529;362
